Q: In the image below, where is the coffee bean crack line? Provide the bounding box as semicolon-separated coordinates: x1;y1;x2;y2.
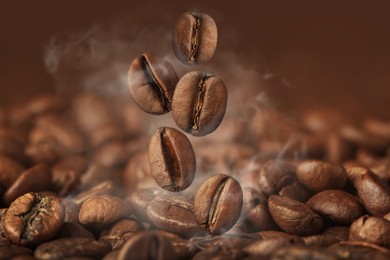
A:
192;74;210;130
206;176;228;231
160;128;181;191
189;13;200;61
141;55;171;111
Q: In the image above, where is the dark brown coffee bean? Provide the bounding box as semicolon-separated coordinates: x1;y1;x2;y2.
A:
0;135;25;163
99;218;142;250
0;240;32;259
278;180;313;202
296;160;347;192
3;163;52;206
56;222;95;239
73;181;115;205
306;190;363;224
349;215;390;248
122;152;151;192
61;199;81;223
118;231;176;260
93;141;130;168
128;52;178;115
146;196;205;237
155;230;199;259
34;238;111;260
303;226;350;247
172;71;227;136
103;250;120;260
257;231;304;243
26;94;64;117
172;12;217;65
3;192;64;246
128;188;160;222
353;170;390;216
271;245;338;260
268;195;324;236
194;174;243;235
244;237;305;257
148;127;196;192
79;195;132;229
0;155;24;189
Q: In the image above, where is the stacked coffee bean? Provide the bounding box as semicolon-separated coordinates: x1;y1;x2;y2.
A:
0;15;390;260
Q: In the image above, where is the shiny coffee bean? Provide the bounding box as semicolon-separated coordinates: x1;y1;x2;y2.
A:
268;195;324;236
278;180;313;202
306;190;364;224
172;71;227;136
34;238;111;260
172;12;217;65
296;160;347;192
148;127;196;192
99;218;142;250
0;155;24;189
118;231;176;260
128;52;178;115
194;174;243;235
146;196;205;237
128;188;160;222
73;181;115;205
349;215;390;248
3;192;64;246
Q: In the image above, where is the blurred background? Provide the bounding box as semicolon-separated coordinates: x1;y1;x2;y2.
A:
1;0;390;118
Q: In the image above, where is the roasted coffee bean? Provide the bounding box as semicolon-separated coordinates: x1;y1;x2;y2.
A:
257;160;296;197
325;133;355;164
128;52;178;115
303;226;350;247
172;71;227;136
56;222;95;239
103;250;120;260
79;165;120;191
257;231;304;243
353;170;390;216
146;196;205;237
271;245;338;260
172;12;217;65
128;188;160;222
156;230;199;259
93;141;130;168
26;94;64;117
148;127;196;192
384;212;390;221
0;134;25;163
3;163;52;206
118;231;176;260
3;192;64;246
122;152;151;191
244;237;305;257
329;241;390;260
0;240;32;259
73;181;115;205
268;195;324;236
61;199;81;223
306;190;363;224
90;122;125;148
192;245;244;260
0;155;24;189
99;218;142;250
296;160;347;192
194;174;243;235
79;195;132;229
278;180;313;202
34;238;111;260
349;215;390;248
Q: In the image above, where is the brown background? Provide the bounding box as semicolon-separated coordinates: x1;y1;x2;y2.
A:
1;0;390;118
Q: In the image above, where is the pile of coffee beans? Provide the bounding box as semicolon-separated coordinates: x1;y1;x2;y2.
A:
0;12;389;260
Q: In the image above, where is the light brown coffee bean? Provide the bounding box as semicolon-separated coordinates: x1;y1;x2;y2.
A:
349;215;390;248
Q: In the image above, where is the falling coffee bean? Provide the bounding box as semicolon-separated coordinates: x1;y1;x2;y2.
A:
128;52;178;115
172;12;218;65
148;127;196;192
194;174;243;235
172;71;227;136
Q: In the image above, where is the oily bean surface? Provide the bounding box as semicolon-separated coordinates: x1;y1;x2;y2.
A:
128;52;178;115
349;215;390;248
172;71;227;136
268;195;324;236
194;174;243;235
172;12;217;65
148;127;196;192
3;192;64;246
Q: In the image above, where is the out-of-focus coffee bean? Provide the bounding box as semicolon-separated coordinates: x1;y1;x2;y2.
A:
194;174;243;235
271;245;338;260
384;212;390;222
257;231;304;243
0;108;6;126
353;170;390;216
103;250;120;260
303;226;350;247
148;127;196;192
325;133;355;164
99;218;142;250
0;135;25;163
34;238;111;260
79;195;132;229
61;199;81;223
172;12;217;65
118;231;177;260
244;237;305;257
26;94;64;117
0;240;33;259
3;163;52;206
268;195;324;236
301;108;346;134
172;71;227;136
0;155;24;189
349;215;390;248
156;230;199;259
89;123;125;148
56;222;95;239
296;160;347;192
128;52;178;115
120;104;148;138
3;192;64;246
73;181;115;205
128;188;160;222
363;118;390;141
278;180;313;202
306;190;363;224
79;165;120;191
93;141;130;169
192;245;244;260
122;152;151;192
329;241;390;259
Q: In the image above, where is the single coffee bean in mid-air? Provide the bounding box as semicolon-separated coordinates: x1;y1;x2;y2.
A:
193;174;243;235
128;52;178;115
172;71;227;136
148;127;196;192
172;12;218;65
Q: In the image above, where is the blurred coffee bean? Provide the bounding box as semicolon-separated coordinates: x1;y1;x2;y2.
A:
325;133;355;164
118;231;176;260
128;188;160;222
73;181;115;205
329;241;390;259
93;141;130;169
89;123;125;148
0;108;5;126
120;104;148;138
306;190;363;224
128;52;178;115
194;174;243;235
278;180;313;202
0;135;25;163
257;231;304;243
156;230;199;259
148;127;196;192
0;240;32;259
3;163;52;206
147;196;205;237
271;245;338;260
349;215;390;248
353;170;390;216
7;104;32;129
61;199;81;223
301;107;346;134
268;195;324;236
303;226;350;247
192;244;244;260
363;118;390;141
384;212;390;221
122;152;151;192
3;192;64;246
172;71;227;136
79;165;121;191
296;160;347;192
0;155;24;189
79;195;132;229
26;94;64;117
244;237;305;258
99;218;142;250
103;250;120;260
34;238;111;260
56;222;95;239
